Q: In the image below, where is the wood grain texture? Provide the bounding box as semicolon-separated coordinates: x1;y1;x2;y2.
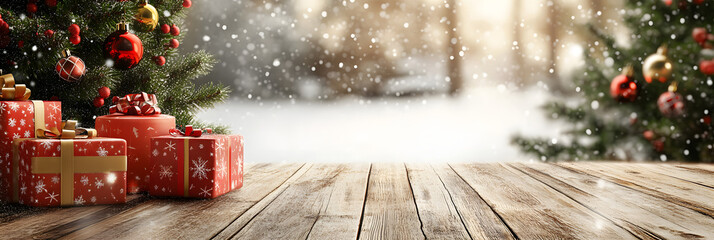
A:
559;162;714;218
228;163;370;240
405;163;472;240
431;164;515;240
633;163;714;188
450;163;633;239
512;163;714;239
62;163;305;239
359;163;425;240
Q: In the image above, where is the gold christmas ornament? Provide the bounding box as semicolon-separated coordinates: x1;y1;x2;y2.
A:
642;45;673;83
134;0;159;32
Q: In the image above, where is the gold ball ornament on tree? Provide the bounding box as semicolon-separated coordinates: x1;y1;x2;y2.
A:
134;0;159;32
643;45;673;83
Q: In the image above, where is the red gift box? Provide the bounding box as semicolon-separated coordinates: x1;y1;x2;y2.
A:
1;100;62;202
149;134;244;198
96;114;175;193
14;137;127;207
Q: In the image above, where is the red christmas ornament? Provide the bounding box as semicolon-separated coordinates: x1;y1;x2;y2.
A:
0;21;9;35
44;29;54;38
55;49;86;82
69;34;81;45
93;97;105;108
168;39;179;49
27;3;38;14
160;24;170;34
99;86;111;98
170;24;180;36
183;0;192;8
610;65;638;102
68;24;80;35
18;40;24;48
653;140;664;152
152;56;166;66
103;22;144;70
693;28;708;44
700;60;714;75
657;83;684;117
643;130;655;141
46;0;57;7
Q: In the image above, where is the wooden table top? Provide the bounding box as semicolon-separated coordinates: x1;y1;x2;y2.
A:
1;162;713;239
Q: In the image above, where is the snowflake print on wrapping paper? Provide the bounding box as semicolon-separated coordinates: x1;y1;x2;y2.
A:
190;157;211;180
25;104;33;113
152;149;159;157
20;183;27;194
8;102;19;112
51;176;60;184
80;176;89;185
97;147;108;157
75;195;85;205
216;160;228;179
95;178;104;189
199;186;212;197
91;196;97;203
8;118;16;127
35;180;46;193
19;119;26;126
23;131;31;138
12;133;20;139
0;103;5;114
158;165;173;179
45;192;59;203
49;103;61;113
164;142;176;152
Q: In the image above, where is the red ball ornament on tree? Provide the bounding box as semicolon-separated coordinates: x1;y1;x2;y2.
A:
653;140;664;152
0;21;9;36
170;24;180;36
93;97;105;108
68;24;80;35
46;0;57;7
610;65;638;102
98;86;111;99
152;56;166;66
27;3;38;14
700;60;714;75
693;28;708;44
657;83;684;117
103;22;144;70
44;29;54;38
55;49;86;82
183;0;192;8
643;130;655;141
160;24;170;34
168;39;179;49
69;35;81;45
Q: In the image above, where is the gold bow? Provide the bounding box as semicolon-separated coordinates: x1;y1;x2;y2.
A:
36;120;98;139
1;72;31;101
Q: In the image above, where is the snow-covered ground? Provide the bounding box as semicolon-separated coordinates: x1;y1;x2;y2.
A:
197;86;561;163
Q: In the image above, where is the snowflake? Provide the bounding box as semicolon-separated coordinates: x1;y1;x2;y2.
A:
190;157;211;180
216;160;228;179
164;142;176;151
96;147;108;156
199;186;212;197
19;119;26;126
74;195;86;205
48;113;56;121
152;149;159;157
25;104;33;113
35;180;46;193
8;118;16;127
12;133;20;139
50;103;61;113
158;165;173;179
23;131;31;138
80;176;89;185
95;178;104;189
51;176;60;184
20;183;27;194
91;196;97;203
8;102;19;112
45;192;59;203
199;144;204;149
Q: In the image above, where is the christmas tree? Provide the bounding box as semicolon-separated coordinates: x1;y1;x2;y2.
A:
513;0;714;162
0;0;229;132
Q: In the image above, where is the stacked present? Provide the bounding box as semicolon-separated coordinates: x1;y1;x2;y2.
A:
0;72;244;207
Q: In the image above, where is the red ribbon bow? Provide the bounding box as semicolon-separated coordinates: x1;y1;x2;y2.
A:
169;125;212;137
109;92;161;115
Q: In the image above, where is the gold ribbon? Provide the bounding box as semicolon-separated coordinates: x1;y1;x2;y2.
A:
32;101;46;133
36;120;97;139
0;73;31;100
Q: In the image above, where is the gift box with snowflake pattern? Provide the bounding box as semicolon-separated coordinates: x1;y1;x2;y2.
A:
149;135;243;198
0;101;62;202
14;137;127;207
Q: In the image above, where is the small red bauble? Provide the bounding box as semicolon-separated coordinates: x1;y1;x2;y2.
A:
700;60;714;75
68;24;80;35
168;39;179;48
0;21;9;35
18;40;24;48
610;66;638;102
653;140;664;152
183;0;192;8
44;29;54;38
658;91;684;117
55;49;86;82
46;0;57;7
160;24;170;34
693;28;708;44
69;34;81;45
170;24;180;36
152;56;166;66
643;130;655;141
27;3;38;13
103;23;144;70
93;97;105;108
98;86;111;98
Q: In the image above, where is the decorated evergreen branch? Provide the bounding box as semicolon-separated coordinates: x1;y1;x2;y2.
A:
513;0;714;162
0;0;228;132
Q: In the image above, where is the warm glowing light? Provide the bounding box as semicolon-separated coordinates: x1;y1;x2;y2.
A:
107;173;117;184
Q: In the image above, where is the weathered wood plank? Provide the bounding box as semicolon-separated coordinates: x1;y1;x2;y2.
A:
431;164;515;240
450;163;633;239
405;163;472;239
0;195;146;239
512;163;714;239
62;163;306;239
227;163;370;240
559;162;714;217
634;163;714;188
358;163;425;240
